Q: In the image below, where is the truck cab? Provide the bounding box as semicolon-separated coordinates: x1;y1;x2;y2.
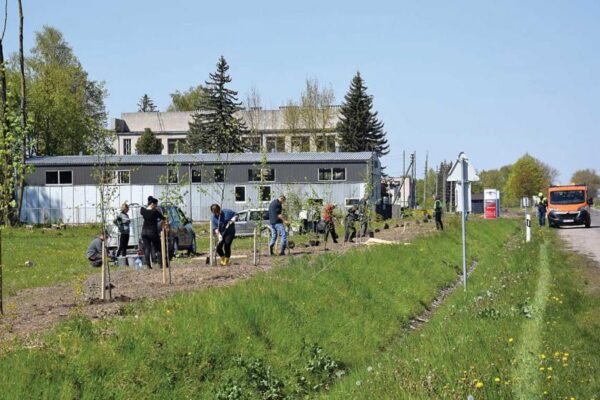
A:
547;185;593;228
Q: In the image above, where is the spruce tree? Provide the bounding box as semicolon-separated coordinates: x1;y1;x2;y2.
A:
135;128;163;154
188;56;247;153
137;94;158;112
337;72;389;156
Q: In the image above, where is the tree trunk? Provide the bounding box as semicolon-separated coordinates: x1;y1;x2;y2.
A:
16;0;27;222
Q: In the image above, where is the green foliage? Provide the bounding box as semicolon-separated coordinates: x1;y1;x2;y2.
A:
337;71;389;156
167;85;208;112
188;57;247;153
137;94;158;112
135;128;163;154
506;154;551;201
571;168;600;198
21;26;107;156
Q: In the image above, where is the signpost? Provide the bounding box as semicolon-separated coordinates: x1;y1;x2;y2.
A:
447;152;479;291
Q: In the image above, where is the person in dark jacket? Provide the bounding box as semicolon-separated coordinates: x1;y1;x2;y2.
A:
140;196;165;269
537;192;548;226
114;203;131;257
268;195;288;255
433;195;444;230
344;206;359;243
86;232;105;267
210;204;237;266
358;194;369;237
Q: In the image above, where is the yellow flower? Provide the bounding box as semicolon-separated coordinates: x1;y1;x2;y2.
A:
547;367;553;371
540;354;546;359
508;337;514;343
539;367;545;371
475;381;484;389
494;377;501;383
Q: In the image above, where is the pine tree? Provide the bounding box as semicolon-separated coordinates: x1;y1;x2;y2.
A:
137;94;157;112
188;56;247;153
135;128;163;154
337;72;389;156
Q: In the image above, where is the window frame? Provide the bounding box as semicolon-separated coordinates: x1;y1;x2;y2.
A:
258;185;272;202
123;138;132;155
214;168;225;183
191;168;202;183
45;170;73;186
235;185;247;203
248;168;276;182
318;167;347;182
117;170;131;185
332;167;347;181
167;166;179;185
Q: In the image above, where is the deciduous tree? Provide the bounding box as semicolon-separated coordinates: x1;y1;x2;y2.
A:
506;154;550;200
571;169;600;198
167;85;208;111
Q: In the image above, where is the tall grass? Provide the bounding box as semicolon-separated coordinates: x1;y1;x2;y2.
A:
327;227;600;399
0;219;518;399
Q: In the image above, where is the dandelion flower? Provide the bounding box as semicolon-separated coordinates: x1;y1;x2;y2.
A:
494;377;501;383
547;367;553;371
508;337;514;343
475;381;484;389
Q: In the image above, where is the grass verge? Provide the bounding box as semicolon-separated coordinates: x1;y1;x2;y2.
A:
0;218;515;399
326;227;600;399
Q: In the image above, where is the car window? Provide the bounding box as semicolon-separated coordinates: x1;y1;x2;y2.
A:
177;208;188;224
250;211;262;221
237;212;248;222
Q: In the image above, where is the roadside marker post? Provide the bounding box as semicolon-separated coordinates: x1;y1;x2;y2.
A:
526;214;531;242
447;152;479;292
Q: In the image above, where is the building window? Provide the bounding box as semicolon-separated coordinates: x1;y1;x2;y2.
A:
191;168;202;183
291;135;310;152
167;167;179;184
123;139;131;155
167;139;187;154
259;186;271;202
235;186;246;203
316;135;336;152
248;168;275;182
117;170;130;185
246;136;261;152
318;168;346;181
345;198;360;207
46;170;72;185
266;136;286;152
214;168;224;183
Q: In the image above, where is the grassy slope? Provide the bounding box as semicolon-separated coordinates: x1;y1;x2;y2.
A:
0;219;516;399
328;227;600;399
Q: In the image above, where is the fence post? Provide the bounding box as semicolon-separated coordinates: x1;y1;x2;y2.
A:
253;228;257;265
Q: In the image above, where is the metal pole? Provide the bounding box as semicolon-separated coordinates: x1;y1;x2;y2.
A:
461;158;468;291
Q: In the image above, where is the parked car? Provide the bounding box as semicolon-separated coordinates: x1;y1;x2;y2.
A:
107;203;196;257
235;208;273;237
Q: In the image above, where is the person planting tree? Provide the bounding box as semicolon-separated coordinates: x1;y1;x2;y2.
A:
210;204;237;266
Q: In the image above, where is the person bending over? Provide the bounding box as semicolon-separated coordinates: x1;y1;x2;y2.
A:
211;204;237;266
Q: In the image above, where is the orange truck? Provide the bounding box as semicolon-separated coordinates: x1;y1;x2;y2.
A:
547;184;594;228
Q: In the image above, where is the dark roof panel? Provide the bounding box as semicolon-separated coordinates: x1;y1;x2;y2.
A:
27;152;375;166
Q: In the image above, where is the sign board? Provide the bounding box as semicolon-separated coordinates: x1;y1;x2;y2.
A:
521;196;531;208
455;182;473;213
484;189;500;219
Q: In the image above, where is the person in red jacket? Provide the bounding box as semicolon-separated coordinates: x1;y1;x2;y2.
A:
322;203;339;244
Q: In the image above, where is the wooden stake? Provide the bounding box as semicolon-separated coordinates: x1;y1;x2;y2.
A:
161;229;167;284
253;228;257;265
0;228;4;315
101;239;106;301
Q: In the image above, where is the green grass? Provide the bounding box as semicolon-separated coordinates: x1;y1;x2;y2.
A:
1;225;100;295
326;227;600;399
0;218;517;399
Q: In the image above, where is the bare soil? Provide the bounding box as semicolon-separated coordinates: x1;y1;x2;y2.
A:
0;221;435;344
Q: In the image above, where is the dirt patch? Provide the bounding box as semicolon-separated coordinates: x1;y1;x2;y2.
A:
0;221;434;343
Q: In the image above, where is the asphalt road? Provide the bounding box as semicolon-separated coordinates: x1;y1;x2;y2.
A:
557;208;600;265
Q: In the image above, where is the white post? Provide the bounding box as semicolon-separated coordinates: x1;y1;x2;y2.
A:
526;213;531;242
101;240;106;300
461;158;468;292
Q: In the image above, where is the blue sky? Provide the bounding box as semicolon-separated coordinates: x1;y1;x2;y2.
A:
5;0;599;181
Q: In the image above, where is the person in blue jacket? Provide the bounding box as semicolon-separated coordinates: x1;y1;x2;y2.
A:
210;204;237;266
